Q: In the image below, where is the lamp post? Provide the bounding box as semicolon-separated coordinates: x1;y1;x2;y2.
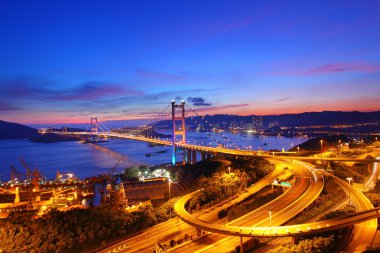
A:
320;140;323;162
168;178;171;199
297;146;300;157
268;209;272;236
169;178;172;218
347;177;353;206
228;166;231;174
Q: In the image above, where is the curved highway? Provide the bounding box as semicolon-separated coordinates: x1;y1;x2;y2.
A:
170;160;324;252
328;172;378;252
173;186;380;238
97;160;287;253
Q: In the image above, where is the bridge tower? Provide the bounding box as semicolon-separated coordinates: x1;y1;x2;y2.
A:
171;101;186;165
90;117;98;141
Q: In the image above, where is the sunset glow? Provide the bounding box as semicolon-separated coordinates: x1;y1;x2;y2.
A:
0;1;379;125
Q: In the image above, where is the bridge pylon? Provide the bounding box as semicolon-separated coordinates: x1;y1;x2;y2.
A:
90;117;98;141
171;101;186;165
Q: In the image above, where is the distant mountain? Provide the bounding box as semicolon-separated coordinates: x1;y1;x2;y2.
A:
0;120;39;139
262;111;380;127
155;111;380;129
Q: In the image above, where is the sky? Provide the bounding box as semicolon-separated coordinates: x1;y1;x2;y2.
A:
0;0;379;125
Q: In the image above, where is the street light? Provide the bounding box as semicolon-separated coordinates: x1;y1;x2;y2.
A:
297;146;300;157
228;166;231;174
168;178;172;199
338;140;342;157
320;139;323;162
268;209;272;236
347;177;353;205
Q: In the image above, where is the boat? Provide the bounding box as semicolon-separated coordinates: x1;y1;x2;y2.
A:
83;138;109;144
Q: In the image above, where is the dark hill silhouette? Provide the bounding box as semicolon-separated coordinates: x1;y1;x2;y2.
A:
263;111;380;127
0;120;38;139
157;111;380;129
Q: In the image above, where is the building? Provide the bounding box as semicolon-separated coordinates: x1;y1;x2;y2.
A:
244;123;253;132
253;116;264;133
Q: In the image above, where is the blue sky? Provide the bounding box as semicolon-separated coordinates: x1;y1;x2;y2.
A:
0;0;379;124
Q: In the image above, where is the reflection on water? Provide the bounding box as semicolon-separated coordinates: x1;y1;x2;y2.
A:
0;133;308;181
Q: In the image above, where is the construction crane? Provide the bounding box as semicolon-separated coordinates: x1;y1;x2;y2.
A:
9;165;21;183
19;157;41;209
19;157;32;181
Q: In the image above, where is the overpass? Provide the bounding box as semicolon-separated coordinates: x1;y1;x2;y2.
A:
173;189;380;238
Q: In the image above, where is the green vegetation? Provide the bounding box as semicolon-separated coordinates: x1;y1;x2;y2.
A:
0;199;176;253
221;186;283;221
188;169;248;211
230;157;275;185
175;158;228;189
365;181;380;207
182;157;274;211
331;162;370;183
124;165;150;180
269;236;336;253
319;205;355;220
286;176;346;225
175;157;274;189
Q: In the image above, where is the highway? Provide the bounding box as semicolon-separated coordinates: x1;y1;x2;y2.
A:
170;160;323;252
257;157;380;252
255;198;350;253
97;160;288;253
330;171;378;252
172;161;380;252
92;155;379;252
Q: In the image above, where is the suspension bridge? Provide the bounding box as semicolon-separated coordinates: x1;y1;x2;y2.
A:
55;101;380;165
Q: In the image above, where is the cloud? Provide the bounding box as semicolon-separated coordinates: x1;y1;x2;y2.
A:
136;69;184;80
187;97;212;106
268;62;380;76
0;78;144;102
195;103;250;113
54;82;144;101
275;97;291;102
0;101;23;111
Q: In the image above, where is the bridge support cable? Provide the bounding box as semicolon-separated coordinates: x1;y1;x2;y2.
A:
129;104;171;137
184;104;225;148
98;121;111;133
186;104;240;150
84;122;90;133
186;115;221;147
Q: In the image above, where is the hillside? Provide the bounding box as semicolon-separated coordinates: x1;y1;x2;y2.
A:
263;111;380;127
0;120;38;139
156;111;380;129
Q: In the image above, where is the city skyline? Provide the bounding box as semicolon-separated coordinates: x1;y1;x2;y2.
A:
0;1;379;124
